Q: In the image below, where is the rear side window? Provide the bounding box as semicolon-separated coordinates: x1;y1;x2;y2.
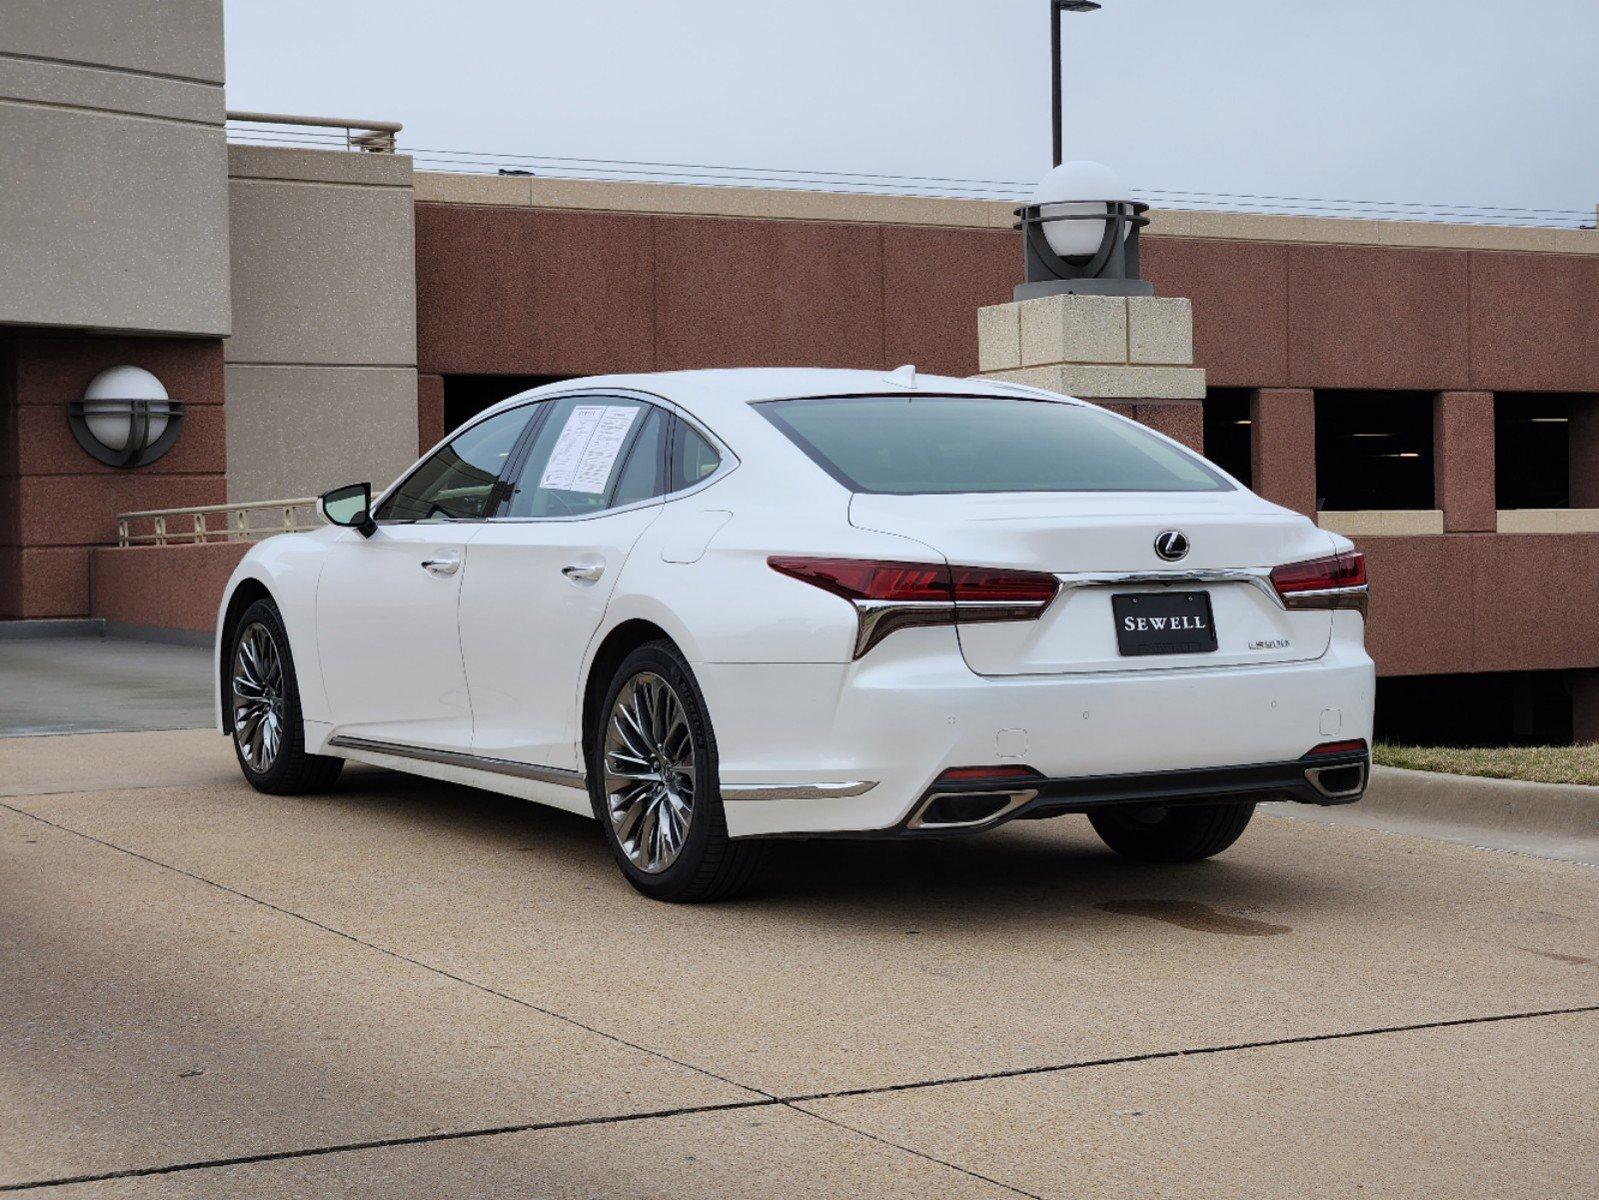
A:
610;406;669;508
504;395;656;518
759;394;1229;495
670;423;721;493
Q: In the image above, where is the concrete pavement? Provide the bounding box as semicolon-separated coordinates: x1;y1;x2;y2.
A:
1;730;1596;1196
0;638;212;738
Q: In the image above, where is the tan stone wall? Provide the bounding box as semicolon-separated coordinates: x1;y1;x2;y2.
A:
224;146;419;501
0;0;230;336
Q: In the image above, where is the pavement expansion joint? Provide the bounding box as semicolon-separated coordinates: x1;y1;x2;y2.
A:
780;1100;1046;1200
0;1100;780;1195
10;1004;1597;1195
783;1002;1599;1103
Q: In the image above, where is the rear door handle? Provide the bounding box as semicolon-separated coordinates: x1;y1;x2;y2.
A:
421;556;460;577
562;562;604;583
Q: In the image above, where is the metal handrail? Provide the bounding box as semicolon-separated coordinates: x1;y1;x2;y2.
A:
226;110;402;153
117;498;322;547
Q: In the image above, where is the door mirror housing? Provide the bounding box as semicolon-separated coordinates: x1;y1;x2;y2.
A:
319;482;376;537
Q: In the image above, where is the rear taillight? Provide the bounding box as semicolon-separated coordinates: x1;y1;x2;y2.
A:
948;565;1061;619
1270;551;1368;616
765;558;950;602
768;557;1059;658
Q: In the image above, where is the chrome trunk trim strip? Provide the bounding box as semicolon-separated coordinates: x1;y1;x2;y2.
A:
1056;568;1283;607
327;735;588;789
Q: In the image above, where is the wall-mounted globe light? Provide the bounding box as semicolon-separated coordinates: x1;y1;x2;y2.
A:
1014;160;1152;300
67;365;185;468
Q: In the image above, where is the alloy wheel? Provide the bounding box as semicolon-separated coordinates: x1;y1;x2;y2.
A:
232;621;285;773
602;671;696;873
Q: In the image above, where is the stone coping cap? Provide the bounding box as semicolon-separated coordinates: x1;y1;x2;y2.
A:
414;170;1596;255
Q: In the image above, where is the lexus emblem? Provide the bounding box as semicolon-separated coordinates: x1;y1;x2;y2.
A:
1154;530;1190;562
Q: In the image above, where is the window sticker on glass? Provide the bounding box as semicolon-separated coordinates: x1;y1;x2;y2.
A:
538;405;640;494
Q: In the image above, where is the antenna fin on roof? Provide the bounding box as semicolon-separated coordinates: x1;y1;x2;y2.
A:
885;364;917;390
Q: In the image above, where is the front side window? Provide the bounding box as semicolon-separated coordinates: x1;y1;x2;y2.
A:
376;405;532;521
504;396;661;518
759;394;1230;495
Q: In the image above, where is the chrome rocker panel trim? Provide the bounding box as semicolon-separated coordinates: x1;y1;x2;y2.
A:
720;780;879;801
326;736;876;803
327;735;588;789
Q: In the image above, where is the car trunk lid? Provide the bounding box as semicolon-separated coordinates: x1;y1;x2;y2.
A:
849;491;1339;676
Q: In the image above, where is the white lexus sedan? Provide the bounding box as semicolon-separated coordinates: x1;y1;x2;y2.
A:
216;368;1374;902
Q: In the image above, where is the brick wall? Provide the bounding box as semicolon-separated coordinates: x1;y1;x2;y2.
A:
1;335;226;618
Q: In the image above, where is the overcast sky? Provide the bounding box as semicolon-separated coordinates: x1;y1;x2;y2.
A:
225;0;1597;225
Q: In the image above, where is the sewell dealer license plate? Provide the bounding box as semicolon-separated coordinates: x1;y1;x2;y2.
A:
1111;591;1219;657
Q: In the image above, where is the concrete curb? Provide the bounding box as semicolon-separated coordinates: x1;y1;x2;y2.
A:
104;621;212;648
0;619;106;640
0;619;209;647
1348;765;1599;862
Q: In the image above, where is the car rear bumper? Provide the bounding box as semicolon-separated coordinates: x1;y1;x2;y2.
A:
884;747;1369;839
700;622;1375;838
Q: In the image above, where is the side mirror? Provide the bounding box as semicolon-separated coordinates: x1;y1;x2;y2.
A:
319;482;376;537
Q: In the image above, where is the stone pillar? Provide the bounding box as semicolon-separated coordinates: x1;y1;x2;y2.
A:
1434;391;1495;532
1251;388;1316;516
1569;400;1599;509
976;294;1205;451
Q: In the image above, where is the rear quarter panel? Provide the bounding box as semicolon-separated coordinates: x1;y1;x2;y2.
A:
609;487;948;666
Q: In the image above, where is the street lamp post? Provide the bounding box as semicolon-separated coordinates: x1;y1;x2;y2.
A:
1017;0;1151;299
1052;0;1102;167
978;0;1202;439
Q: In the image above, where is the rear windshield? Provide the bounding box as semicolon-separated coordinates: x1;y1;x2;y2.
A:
758;394;1231;495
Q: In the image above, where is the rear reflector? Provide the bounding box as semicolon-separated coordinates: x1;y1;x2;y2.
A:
935;764;1043;783
1270;551;1368;615
1303;739;1369;758
768;557;1059;657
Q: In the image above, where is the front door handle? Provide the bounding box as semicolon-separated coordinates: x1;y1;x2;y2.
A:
421;556;460;577
562;562;604;583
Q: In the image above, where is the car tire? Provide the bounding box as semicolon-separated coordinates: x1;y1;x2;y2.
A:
588;640;766;902
227;598;344;795
1088;801;1254;863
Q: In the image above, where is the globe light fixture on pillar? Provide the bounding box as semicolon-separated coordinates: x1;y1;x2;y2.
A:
67;365;185;468
973;0;1205;453
1020;1;1151;300
1016;159;1152;300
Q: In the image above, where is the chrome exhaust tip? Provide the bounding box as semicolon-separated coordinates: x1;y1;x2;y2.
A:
1303;760;1367;800
907;789;1038;830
